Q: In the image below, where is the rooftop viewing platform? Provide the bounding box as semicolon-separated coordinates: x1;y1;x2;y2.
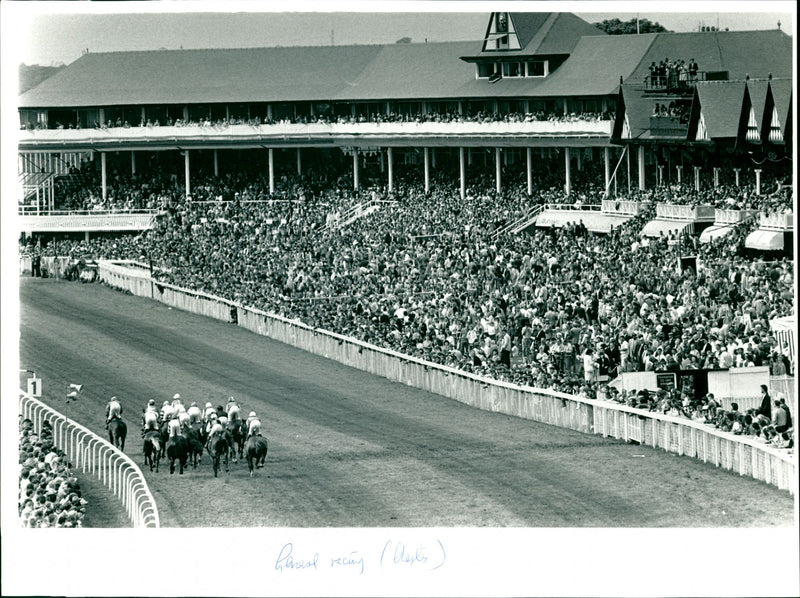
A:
18;119;614;151
641;70;724;93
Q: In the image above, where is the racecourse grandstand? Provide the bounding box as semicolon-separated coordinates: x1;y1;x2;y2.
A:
17;12;795;445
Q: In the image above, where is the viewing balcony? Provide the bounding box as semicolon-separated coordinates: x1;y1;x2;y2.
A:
17;210;159;232
649;116;688;138
18;120;614;151
760;211;793;231
655;203;716;222
600;199;647;216
714;208;758;225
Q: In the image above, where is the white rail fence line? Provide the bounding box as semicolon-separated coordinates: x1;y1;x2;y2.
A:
19;391;160;528
97;261;797;494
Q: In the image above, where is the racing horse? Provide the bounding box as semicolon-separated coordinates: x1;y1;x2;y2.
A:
183;426;204;469
142;430;161;472
227;419;247;462
207;431;232;477
244;434;268;477
108;418;127;452
158;420;171;459
166;434;189;474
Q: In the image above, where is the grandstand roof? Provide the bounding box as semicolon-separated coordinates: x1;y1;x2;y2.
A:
768;78;792;134
18;20;793;109
746;79;770;137
623;30;793;85
618;85;654;140
695;81;747;139
534;34;656;97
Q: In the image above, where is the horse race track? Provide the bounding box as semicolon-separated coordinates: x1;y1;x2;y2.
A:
19;278;794;528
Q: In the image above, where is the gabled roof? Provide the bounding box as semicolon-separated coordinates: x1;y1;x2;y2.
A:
695;80;746;138
746;78;770;136
618;84;656;140
623;30;793;85
467;12;604;59
768;78;792;134
534;34;656;97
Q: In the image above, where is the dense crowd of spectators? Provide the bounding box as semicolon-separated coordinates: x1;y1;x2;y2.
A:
22;163;795;448
25;107;615;131
602;385;793;447
19;418;87;527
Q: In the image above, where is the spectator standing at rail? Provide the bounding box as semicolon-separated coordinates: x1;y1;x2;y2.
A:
772;399;790;434
105;396;122;428
757;384;772;420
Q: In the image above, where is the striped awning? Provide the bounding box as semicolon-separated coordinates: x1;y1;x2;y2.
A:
745;229;784;250
770;315;795;368
699;224;735;244
640;219;692;239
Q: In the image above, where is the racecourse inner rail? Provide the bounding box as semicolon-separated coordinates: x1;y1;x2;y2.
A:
93;259;797;494
19;390;160;527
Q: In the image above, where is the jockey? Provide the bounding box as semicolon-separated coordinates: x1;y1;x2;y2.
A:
105;396;122;428
246;411;262;439
177;409;191;429
187;401;202;424
142;400;159;433
226;397;240;421
205;412;218;437
171;393;183;411
161;400;175;421
207;420;224;450
203;402;216;423
167;416;182;438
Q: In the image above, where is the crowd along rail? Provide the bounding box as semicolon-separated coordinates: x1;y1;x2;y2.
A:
96;260;796;494
19;390;160;528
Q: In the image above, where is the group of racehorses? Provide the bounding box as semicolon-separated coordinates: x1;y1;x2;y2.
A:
107;408;268;477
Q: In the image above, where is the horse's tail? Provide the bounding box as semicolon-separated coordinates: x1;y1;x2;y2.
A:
151;437;160;454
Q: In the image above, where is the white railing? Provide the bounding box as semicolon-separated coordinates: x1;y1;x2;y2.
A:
601;199;644;215
18;391;160;528
760;212;794;231
95;260;797;494
714;209;758;225
656;203;716;221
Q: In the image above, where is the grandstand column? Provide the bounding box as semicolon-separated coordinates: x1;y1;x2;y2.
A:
495;148;502;194
694;166;701;192
296;148;302;176
353;150;359;190
100;151;107;201
213;149;219;177
184;150;191;198
131;151;136;175
755;169;762;195
564;147;571;195
657;164;664;186
459;147;466;200
431;148;436;169
637;145;645;190
99;108;105;126
526;147;533;196
576;149;583;171
713;167;720;188
268;148;275;194
603;147;610;194
676;165;682;183
424;147;430;193
734;168;741;187
387;147;394;193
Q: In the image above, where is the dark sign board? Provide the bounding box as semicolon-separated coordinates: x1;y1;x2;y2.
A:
656;372;676;391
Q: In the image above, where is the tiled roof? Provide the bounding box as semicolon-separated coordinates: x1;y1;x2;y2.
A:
696;80;747;138
534;34;656;97
624;30;793;85
746;79;770;136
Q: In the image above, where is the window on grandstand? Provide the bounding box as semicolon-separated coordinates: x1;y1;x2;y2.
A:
477;62;498;79
526;61;548;77
502;62;522;78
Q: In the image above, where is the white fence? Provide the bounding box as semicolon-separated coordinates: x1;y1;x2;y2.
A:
96;261;797;494
19;391;160;528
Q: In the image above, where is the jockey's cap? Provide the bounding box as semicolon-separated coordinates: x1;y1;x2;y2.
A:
249;411;256;418
205;402;213;408
173;393;181;400
110;396;118;402
148;399;155;406
163;401;170;406
191;401;197;407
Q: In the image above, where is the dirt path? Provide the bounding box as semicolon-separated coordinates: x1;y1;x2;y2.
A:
19;278;794;527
